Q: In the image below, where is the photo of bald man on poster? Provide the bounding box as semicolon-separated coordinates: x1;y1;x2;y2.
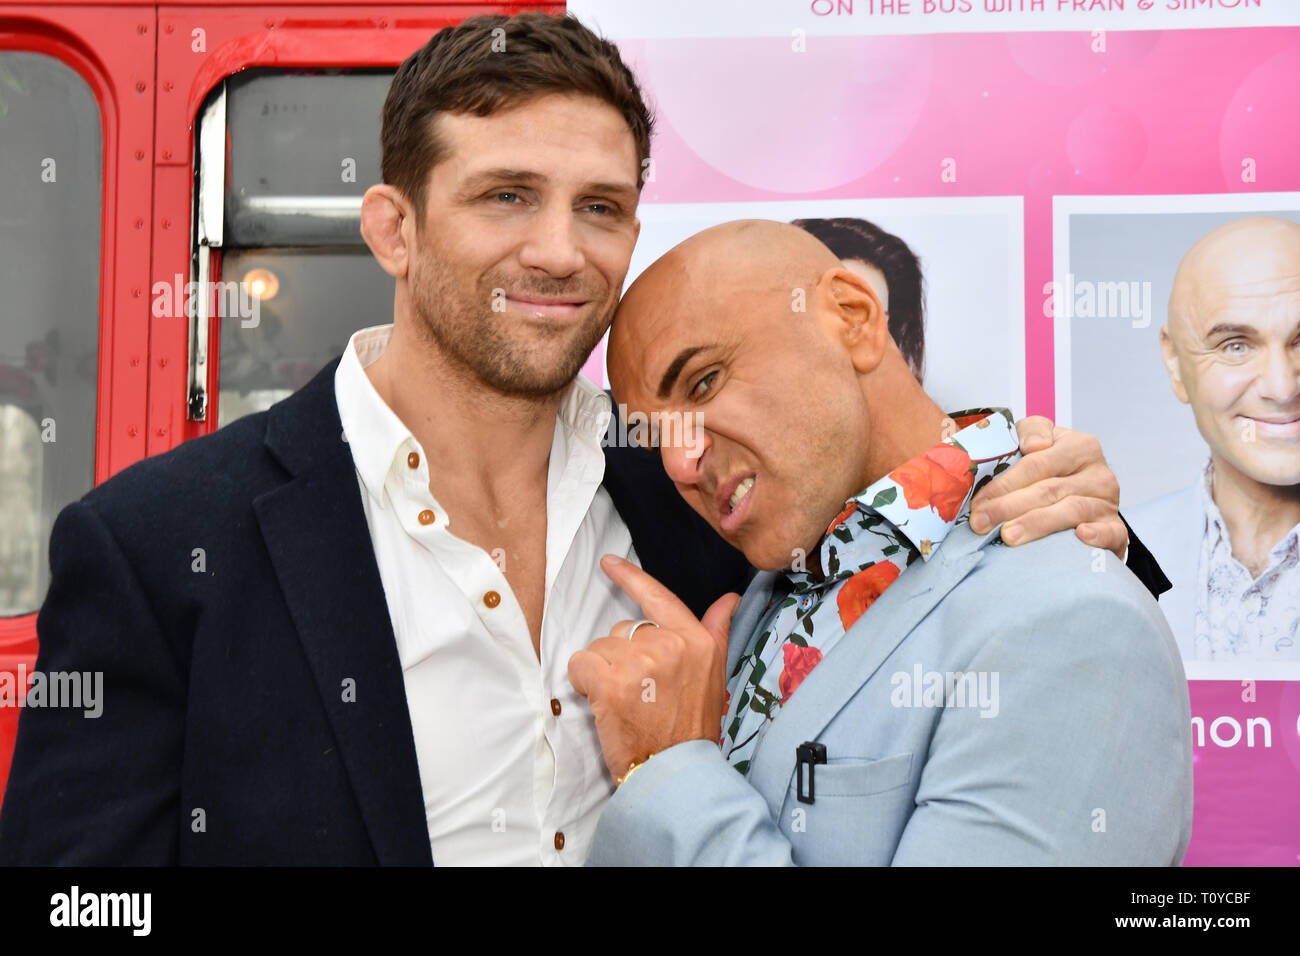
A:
1129;217;1300;664
1059;203;1300;672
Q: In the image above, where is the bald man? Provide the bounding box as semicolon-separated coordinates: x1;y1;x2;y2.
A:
1128;216;1300;663
568;220;1192;866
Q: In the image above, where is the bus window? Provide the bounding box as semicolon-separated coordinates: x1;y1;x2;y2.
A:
201;70;397;426
0;51;100;616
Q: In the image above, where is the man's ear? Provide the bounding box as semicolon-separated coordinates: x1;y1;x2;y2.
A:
1159;323;1190;404
361;184;413;279
820;266;889;374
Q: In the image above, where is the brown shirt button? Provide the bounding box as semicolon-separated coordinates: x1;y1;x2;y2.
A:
418;509;435;525
483;590;501;608
407;452;420;469
554;831;565;851
550;698;562;716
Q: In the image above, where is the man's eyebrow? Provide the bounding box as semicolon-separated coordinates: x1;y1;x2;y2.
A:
459;169;638;200
459;168;548;191
582;181;640;199
1203;322;1259;339
657;346;710;399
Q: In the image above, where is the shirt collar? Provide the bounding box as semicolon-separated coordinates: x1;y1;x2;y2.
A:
335;325;413;503
559;370;615;459
806;407;1020;583
334;323;612;503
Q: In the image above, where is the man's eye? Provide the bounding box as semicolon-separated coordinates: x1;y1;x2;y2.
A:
492;192;522;203
583;202;612;215
1221;339;1250;356
690;371;718;400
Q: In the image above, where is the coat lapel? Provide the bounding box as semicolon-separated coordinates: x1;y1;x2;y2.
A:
253;361;432;865
727;572;780;678
746;521;1003;816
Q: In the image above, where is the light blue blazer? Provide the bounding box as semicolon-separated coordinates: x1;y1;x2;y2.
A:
587;521;1194;865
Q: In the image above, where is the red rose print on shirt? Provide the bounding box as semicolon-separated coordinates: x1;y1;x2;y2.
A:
779;644;824;703
950;411;991;430
827;501;859;534
836;560;902;631
890;443;974;522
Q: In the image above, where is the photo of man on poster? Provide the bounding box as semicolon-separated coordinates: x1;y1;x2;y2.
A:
1128;216;1300;663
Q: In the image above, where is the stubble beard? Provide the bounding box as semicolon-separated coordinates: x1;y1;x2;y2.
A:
409;248;612;399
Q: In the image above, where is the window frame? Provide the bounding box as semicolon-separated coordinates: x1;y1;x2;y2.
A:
0;8;155;642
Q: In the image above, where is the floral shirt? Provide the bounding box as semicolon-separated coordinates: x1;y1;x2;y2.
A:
721;408;1021;775
1195;459;1300;660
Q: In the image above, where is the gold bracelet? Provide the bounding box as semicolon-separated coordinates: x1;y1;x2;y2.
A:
616;757;648;786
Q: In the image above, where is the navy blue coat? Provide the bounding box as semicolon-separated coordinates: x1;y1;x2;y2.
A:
0;360;752;865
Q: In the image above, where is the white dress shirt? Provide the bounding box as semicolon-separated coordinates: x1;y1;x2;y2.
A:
334;325;642;865
1195;459;1300;660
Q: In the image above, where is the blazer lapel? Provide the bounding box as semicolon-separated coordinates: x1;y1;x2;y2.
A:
727;572;780;678
253;361;432;865
747;522;1002;816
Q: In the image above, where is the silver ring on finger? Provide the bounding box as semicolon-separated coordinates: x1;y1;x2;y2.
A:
625;619;659;640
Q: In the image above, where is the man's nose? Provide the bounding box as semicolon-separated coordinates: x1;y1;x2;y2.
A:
518;203;585;276
1255;341;1300;404
660;429;710;486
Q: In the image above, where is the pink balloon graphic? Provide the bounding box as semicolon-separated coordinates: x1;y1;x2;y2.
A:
1219;44;1300;189
1006;30;1160;88
640;35;933;193
1066;103;1147;183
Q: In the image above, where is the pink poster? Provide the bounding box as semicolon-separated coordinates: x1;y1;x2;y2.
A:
571;0;1300;865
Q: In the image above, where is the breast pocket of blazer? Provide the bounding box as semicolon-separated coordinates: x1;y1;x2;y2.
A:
806;752;914;797
786;752;916;865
